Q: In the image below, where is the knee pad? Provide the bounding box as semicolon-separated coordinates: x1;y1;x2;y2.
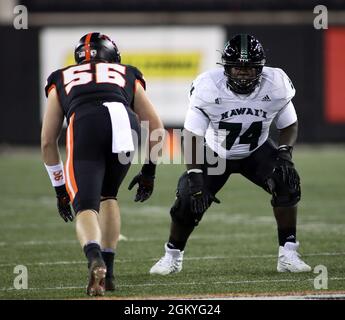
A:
267;170;301;207
170;173;205;227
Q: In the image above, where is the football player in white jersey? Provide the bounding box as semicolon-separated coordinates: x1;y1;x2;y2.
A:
150;34;311;275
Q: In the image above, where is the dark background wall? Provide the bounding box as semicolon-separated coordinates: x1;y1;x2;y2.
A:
21;0;345;12
0;27;40;145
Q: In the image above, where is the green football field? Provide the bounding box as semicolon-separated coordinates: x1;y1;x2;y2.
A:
0;145;344;300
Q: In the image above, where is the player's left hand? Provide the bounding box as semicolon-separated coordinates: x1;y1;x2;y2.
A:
273;145;300;191
128;172;155;202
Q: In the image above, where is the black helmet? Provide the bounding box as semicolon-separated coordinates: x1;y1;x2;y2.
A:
74;32;121;64
220;34;266;94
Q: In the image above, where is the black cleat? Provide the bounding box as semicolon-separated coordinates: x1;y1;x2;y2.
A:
86;259;107;297
105;276;115;291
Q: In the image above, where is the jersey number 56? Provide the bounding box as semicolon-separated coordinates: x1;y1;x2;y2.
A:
62;63;126;94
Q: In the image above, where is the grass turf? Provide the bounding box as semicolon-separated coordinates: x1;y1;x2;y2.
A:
0;145;344;299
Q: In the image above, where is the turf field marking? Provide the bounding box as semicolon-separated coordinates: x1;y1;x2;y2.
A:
2;224;345;245
0;234;263;247
117;277;345;288
0;251;344;268
2;218;344;234
0;277;345;293
21;240;77;246
0;222;71;230
0;260;85;267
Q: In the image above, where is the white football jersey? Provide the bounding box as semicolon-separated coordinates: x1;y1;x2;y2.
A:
184;66;297;160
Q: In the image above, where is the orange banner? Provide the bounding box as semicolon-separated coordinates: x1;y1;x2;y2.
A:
325;28;345;123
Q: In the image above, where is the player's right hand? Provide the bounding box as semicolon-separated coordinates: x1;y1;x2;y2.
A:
187;172;220;216
128;172;155;202
55;185;74;222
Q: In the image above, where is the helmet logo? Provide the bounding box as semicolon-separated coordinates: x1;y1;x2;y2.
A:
240;50;248;61
240;34;248;61
90;49;97;58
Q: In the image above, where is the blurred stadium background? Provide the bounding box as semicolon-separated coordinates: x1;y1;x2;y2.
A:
0;0;344;300
1;0;345;144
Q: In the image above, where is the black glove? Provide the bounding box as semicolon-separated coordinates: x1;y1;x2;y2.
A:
128;162;156;202
55;185;74;222
187;171;220;217
267;145;300;194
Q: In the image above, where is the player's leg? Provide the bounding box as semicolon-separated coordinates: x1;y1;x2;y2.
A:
240;140;311;272
100;152;132;290
75;209;107;296
76;210;102;247
99;199;121;249
150;151;231;275
241;141;298;245
149;173;196;275
67;110;110;296
98;199;120;291
272;206;311;272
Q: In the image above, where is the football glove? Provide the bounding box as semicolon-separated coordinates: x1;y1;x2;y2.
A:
128;162;156;202
268;145;300;194
55;185;74;222
187;172;220;218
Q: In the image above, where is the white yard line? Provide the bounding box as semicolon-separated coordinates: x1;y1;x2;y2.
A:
0;277;344;294
0;251;344;268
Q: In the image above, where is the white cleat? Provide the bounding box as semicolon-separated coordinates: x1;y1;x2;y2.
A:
277;241;312;273
150;243;184;275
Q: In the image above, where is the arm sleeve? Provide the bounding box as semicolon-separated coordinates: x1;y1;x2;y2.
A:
275;101;298;129
184;106;210;136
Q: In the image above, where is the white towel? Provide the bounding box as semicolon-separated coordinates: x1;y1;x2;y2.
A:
103;102;135;153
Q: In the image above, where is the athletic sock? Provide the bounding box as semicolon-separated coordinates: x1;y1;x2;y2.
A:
167;239;186;251
102;251;115;279
83;242;103;268
278;227;296;246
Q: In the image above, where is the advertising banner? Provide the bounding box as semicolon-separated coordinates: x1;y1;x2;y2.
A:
40;27;226;126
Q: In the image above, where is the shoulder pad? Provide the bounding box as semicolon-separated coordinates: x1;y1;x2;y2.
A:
189;70;220;107
265;67;296;101
44;70;59;98
126;64;146;90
